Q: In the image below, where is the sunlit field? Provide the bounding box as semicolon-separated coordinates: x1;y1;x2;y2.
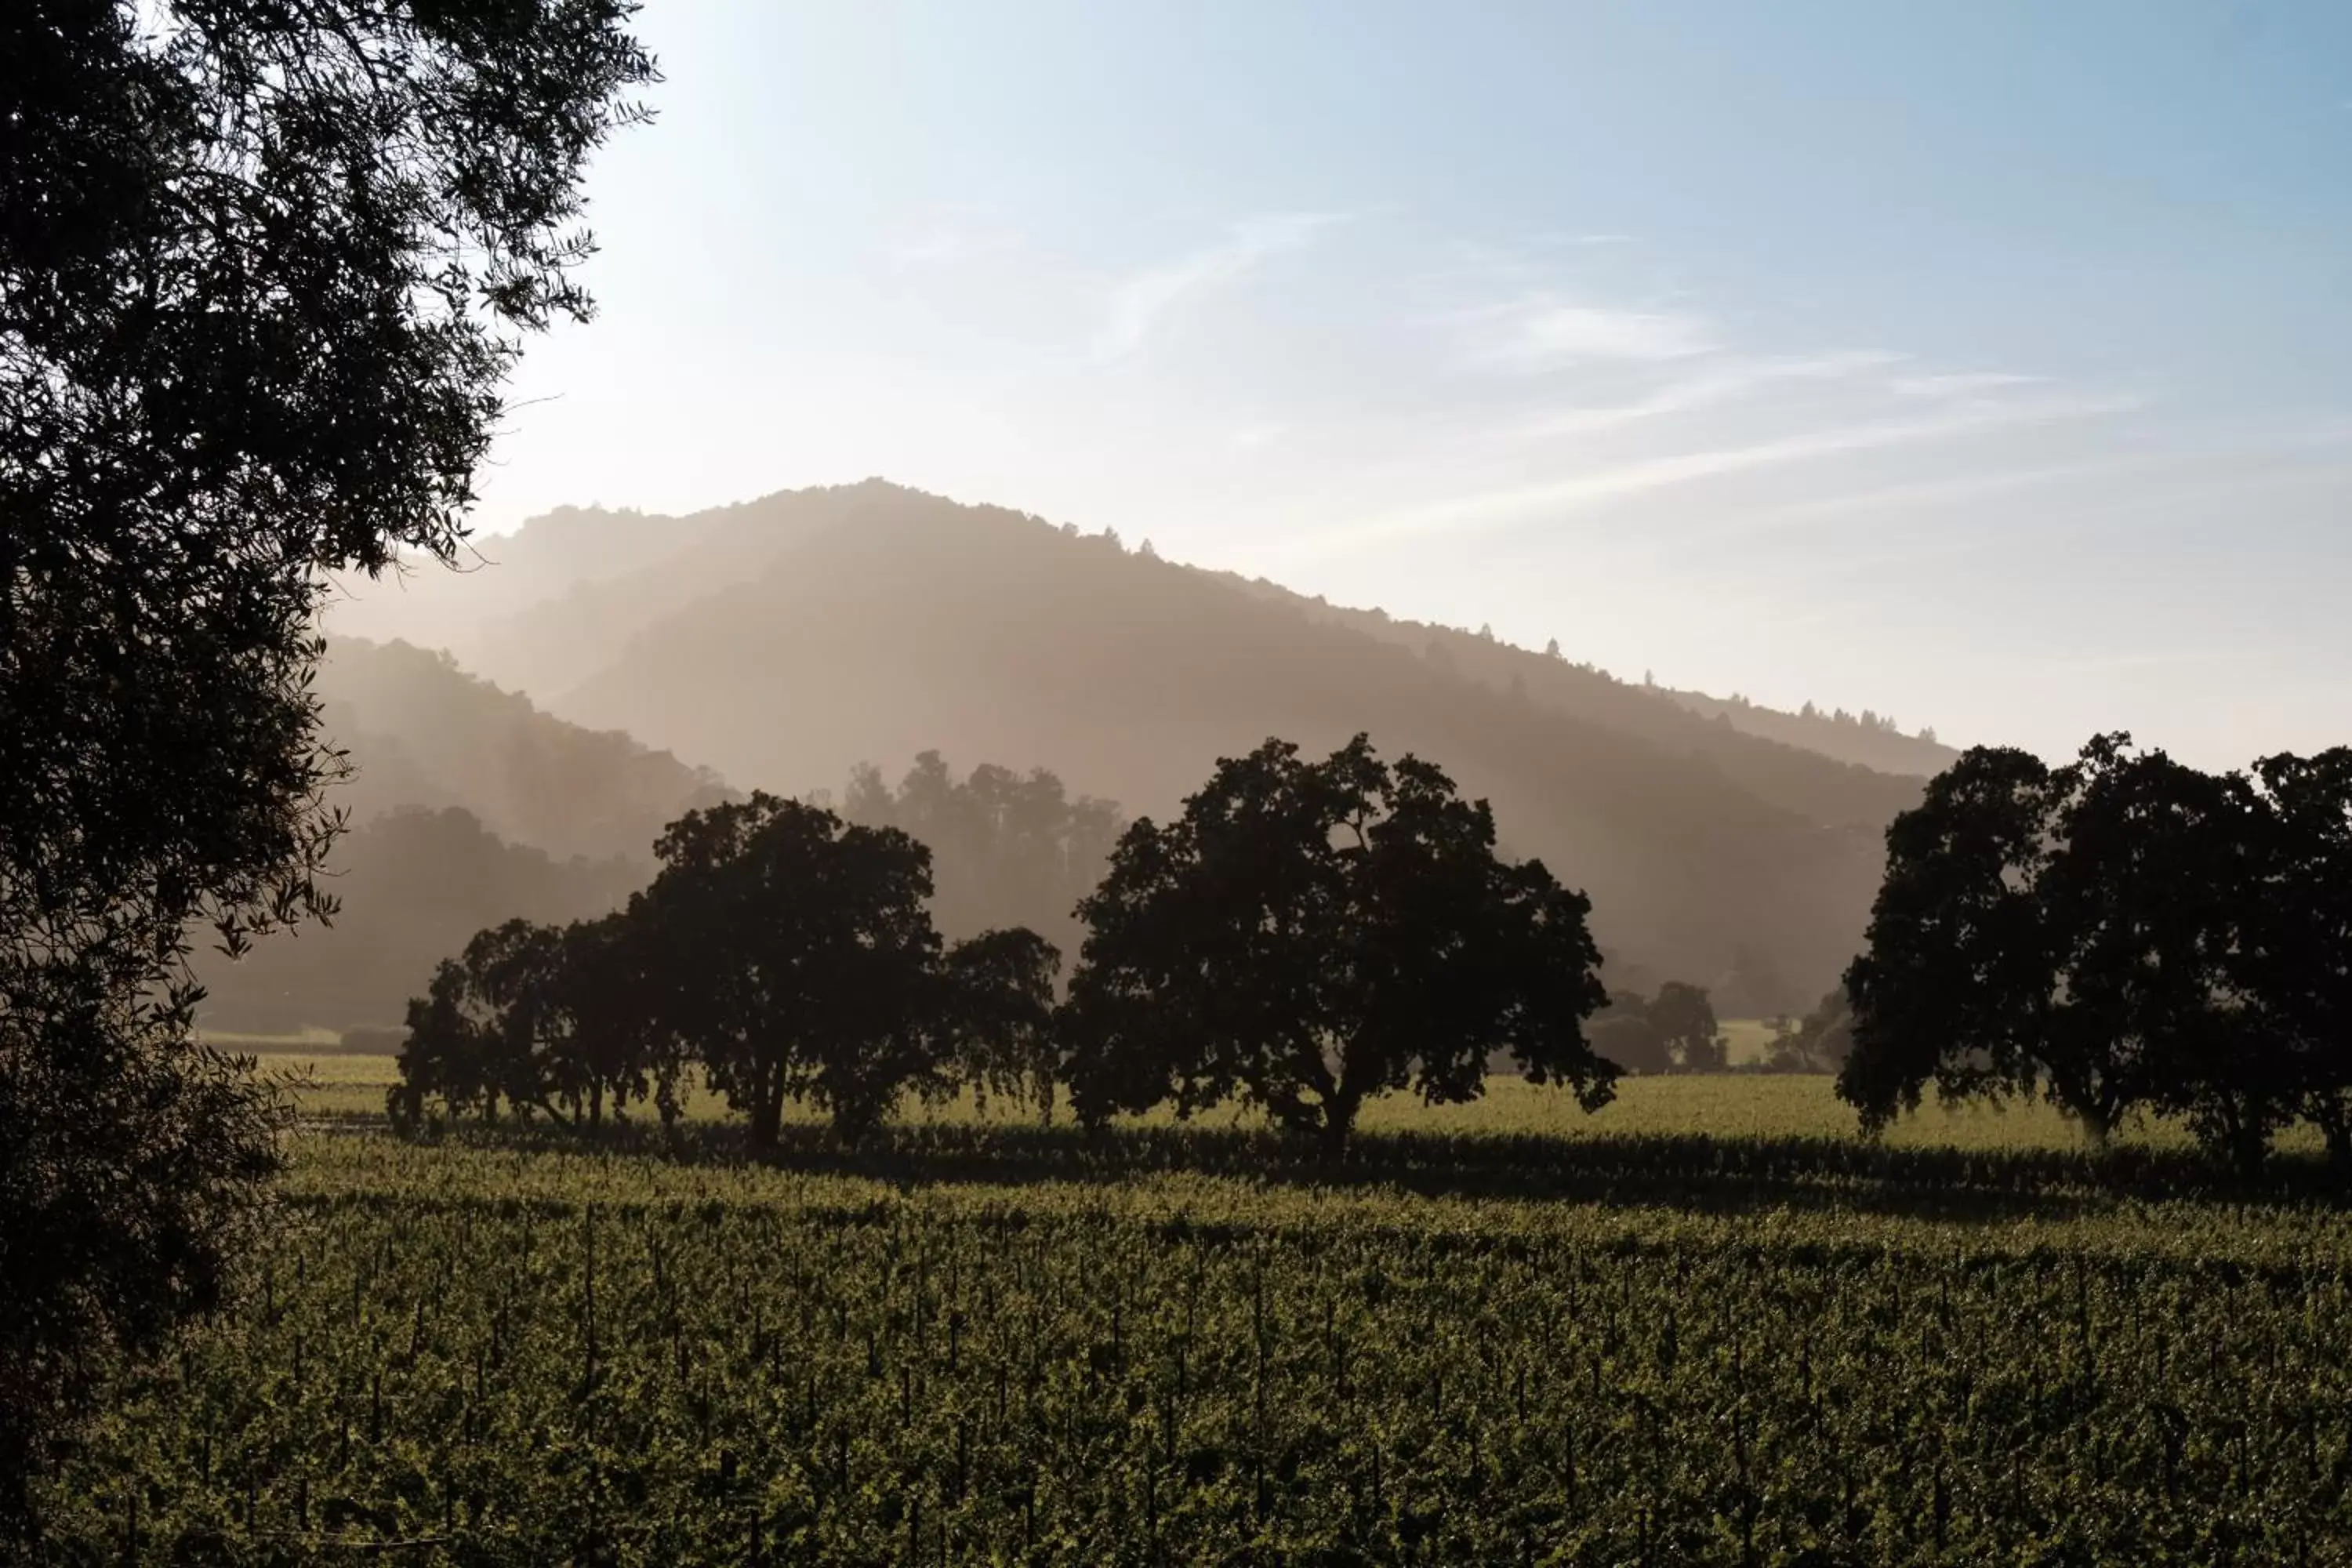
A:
44;1047;2345;1563
264;1044;2259;1157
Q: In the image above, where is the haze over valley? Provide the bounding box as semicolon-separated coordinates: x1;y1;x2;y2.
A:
254;479;1954;1036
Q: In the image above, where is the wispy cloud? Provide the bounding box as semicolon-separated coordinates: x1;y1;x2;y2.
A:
1504;350;1898;439
1888;372;2045;399
1094;212;1341;361
1688;456;2152;541
1306;391;2141;551
1453;294;1715;369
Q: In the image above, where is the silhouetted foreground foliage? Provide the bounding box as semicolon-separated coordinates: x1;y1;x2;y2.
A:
0;0;650;1537
1842;735;2352;1172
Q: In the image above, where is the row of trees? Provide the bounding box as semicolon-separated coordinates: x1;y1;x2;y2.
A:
838;751;1120;963
394;736;1621;1156
1586;983;1730;1076
392;800;1062;1143
1838;735;2352;1172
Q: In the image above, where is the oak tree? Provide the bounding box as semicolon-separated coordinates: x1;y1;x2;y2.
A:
1062;735;1614;1157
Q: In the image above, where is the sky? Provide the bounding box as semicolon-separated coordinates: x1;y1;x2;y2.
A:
468;0;2351;770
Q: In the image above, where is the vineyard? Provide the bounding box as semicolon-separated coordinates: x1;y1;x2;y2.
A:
35;1094;2352;1566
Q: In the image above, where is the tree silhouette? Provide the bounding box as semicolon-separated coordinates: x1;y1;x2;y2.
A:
1588;994;1674;1076
1062;735;1615;1157
386;913;673;1133
1841;735;2347;1171
552;912;681;1129
630;795;940;1145
1838;746;2068;1134
931;928;1063;1122
1764;989;1854;1073
387;959;495;1128
0;0;651;1521
2045;742;2277;1171
2245;750;2352;1167
1649;982;1728;1072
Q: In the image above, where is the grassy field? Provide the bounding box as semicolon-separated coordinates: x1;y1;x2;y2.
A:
36;1058;2352;1564
267;1046;2256;1156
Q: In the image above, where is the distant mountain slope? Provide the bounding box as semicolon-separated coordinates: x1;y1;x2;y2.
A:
1215;577;1932;826
324;489;871;700
473;485;1902;1011
192;642;735;1033
318;636;731;863
1660;687;1958;776
323;503;730;663
195;807;642;1034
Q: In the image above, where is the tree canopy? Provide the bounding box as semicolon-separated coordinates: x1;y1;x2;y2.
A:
628;795;940;1145
390;795;1066;1144
1062;735;1615;1156
1;0;651;1526
1838;734;2352;1172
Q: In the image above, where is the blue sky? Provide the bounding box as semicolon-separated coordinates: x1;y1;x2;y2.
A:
466;0;2350;769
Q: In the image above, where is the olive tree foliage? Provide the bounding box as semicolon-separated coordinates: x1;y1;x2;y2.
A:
0;0;652;1527
1062;735;1615;1157
1839;734;2352;1173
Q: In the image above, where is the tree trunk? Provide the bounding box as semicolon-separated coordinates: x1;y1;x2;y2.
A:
750;1061;786;1150
2226;1116;2270;1180
2309;1094;2352;1178
1319;1089;1361;1165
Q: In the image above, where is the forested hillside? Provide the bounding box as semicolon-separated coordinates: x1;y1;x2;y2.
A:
1660;685;1959;776
1216;576;1937;826
318;636;730;862
329;482;1919;1011
194;641;731;1033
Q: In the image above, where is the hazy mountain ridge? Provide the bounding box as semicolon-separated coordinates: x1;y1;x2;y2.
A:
196;806;644;1034
1214;575;1936;825
194;639;735;1033
311;481;1951;1010
318;636;731;863
452;485;1891;1011
1659;687;1958;777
